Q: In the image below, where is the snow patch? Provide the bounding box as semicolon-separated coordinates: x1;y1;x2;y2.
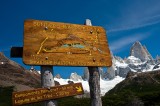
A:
100;76;124;96
37;71;41;74
126;56;143;66
54;76;124;96
115;61;128;68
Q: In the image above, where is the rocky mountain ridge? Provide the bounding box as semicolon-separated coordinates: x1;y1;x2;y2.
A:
104;41;160;79
130;41;153;62
0;52;41;91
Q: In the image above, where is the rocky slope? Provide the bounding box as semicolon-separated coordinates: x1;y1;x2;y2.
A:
110;70;160;93
0;52;41;91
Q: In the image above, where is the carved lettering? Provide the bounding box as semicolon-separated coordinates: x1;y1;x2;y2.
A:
13;83;84;105
29;59;103;66
32;21;99;31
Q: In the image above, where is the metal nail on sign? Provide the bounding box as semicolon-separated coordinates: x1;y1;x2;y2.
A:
12;83;84;106
23;20;112;66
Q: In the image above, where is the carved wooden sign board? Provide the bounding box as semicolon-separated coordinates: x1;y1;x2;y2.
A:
23;20;112;66
12;83;84;106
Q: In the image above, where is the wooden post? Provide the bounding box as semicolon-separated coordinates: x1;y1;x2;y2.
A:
41;66;57;106
85;19;102;106
88;67;102;106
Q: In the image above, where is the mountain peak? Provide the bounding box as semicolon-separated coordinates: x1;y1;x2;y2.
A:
0;52;4;55
0;52;8;59
55;74;61;79
133;41;142;46
0;52;10;65
130;41;153;62
70;72;83;81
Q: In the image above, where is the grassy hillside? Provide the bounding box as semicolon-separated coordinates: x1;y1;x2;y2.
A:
0;86;13;106
102;71;160;106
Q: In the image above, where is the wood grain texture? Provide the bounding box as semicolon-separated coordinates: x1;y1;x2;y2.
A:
12;83;84;106
23;20;112;66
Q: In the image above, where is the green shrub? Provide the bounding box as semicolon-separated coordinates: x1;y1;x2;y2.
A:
0;86;14;106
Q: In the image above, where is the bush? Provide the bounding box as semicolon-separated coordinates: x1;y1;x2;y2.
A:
0;86;14;106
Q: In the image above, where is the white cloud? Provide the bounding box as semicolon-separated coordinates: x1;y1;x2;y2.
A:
106;1;160;33
109;34;150;53
107;19;160;33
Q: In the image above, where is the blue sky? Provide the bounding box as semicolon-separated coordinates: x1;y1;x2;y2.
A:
1;0;160;78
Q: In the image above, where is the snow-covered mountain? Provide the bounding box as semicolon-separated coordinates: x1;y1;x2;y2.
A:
70;72;83;81
53;41;160;96
105;41;160;79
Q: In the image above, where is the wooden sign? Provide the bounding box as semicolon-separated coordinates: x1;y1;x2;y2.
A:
23;20;112;66
12;83;84;106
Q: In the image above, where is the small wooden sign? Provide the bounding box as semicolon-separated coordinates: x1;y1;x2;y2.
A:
23;20;112;66
12;83;84;106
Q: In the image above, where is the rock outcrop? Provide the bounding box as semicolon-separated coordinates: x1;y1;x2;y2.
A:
83;67;105;80
106;41;157;79
155;55;160;63
70;72;83;81
54;74;61;79
104;54;116;79
83;67;89;80
130;41;153;62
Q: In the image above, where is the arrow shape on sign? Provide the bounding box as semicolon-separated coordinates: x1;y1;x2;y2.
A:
76;86;82;92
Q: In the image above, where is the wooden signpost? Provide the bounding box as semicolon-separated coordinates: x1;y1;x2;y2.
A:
12;83;83;105
85;19;102;106
23;20;111;66
11;19;112;106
